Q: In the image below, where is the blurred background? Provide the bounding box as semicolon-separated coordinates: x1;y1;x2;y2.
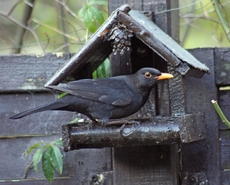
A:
0;0;229;54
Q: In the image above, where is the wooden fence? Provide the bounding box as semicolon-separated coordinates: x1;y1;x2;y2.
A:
0;48;230;184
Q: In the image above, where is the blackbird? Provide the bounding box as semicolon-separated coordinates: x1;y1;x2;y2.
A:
9;68;173;124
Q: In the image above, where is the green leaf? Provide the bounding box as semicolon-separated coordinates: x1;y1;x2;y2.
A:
50;145;63;174
27;142;41;155
88;0;108;5
84;9;97;33
69;117;79;123
42;147;54;182
89;6;104;25
78;5;87;18
53;139;63;147
58;92;68;99
33;146;44;172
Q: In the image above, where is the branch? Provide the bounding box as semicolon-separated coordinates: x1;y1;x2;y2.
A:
211;100;230;128
59;0;69;52
210;0;230;43
0;10;44;53
13;0;35;54
32;18;80;41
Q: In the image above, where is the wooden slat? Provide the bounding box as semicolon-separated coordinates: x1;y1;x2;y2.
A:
182;48;220;184
113;146;175;185
0;135;112;184
1;92;76;136
215;48;230;86
220;131;230;170
221;171;230;185
0;53;70;92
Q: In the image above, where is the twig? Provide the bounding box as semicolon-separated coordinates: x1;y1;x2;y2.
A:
0;10;44;53
59;0;69;52
23;161;33;179
211;100;230;128
7;0;22;16
13;0;35;54
210;0;230;43
181;0;196;46
32;18;80;41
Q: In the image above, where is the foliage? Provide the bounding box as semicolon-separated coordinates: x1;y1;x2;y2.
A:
179;0;230;48
78;0;107;33
26;139;63;182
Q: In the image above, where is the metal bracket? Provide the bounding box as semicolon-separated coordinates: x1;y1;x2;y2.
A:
181;173;208;185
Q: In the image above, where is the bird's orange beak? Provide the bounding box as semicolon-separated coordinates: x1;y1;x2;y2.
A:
156;73;174;80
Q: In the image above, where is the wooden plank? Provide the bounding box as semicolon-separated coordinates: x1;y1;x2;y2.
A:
0;53;70;92
1;93;77;136
215;48;230;86
0;179;77;185
0;135;73;179
221;171;230;185
220;130;230;170
0;135;112;184
113;146;175;185
182;48;220;184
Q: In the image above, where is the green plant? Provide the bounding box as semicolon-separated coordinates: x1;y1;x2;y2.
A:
26;139;63;182
78;0;107;33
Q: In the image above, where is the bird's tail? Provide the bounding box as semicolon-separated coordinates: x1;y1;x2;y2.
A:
9;101;69;119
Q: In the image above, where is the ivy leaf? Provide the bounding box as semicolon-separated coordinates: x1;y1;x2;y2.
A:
83;8;97;33
42;147;54;182
50;145;63;174
89;6;104;25
27;142;40;155
33;146;44;172
78;5;87;18
88;0;108;5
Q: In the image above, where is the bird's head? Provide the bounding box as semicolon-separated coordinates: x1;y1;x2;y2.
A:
134;68;174;90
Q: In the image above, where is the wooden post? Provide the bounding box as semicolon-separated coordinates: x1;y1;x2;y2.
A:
109;1;179;184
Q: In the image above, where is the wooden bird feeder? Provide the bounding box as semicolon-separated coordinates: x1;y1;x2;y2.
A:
44;4;209;152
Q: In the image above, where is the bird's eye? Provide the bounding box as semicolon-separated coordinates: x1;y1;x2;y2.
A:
144;72;152;78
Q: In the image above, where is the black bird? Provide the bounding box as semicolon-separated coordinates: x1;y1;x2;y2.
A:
9;68;173;124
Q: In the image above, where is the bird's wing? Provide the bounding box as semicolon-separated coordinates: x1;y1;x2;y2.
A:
48;77;133;107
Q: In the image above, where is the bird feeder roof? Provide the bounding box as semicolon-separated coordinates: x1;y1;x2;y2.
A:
45;4;209;87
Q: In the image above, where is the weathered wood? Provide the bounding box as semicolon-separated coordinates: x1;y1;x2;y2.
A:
0;135;73;179
0;55;112;183
1;92;76;136
220;130;230;184
168;66;186;116
0;53;71;92
109;1;180;184
0;179;77;185
182;48;220;184
62;113;205;151
113;145;175;185
221;170;230;185
215;48;230;86
115;10;209;76
0;135;112;184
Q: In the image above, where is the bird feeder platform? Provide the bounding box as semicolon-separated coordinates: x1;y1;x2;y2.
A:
62;113;205;151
